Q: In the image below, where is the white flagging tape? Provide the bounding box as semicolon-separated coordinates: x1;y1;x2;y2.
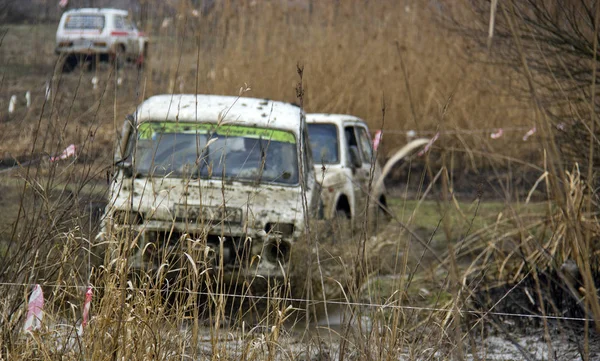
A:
77;286;93;335
0;281;592;323
45;81;51;100
82;286;92;327
23;284;44;332
374;126;531;136
8;95;17;114
50;144;77;162
25;91;31;108
522;126;537;141
417;132;439;156
490;128;503;139
372;125;545;143
372;130;382;151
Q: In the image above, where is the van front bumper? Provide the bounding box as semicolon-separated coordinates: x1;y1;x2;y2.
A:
100;220;294;281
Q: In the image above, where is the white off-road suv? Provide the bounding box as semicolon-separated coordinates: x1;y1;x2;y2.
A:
55;8;148;71
100;95;320;286
307;114;431;236
307;113;389;230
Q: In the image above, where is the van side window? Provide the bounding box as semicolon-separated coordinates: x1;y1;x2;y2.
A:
356;127;373;163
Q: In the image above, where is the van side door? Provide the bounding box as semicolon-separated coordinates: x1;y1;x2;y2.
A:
344;125;368;218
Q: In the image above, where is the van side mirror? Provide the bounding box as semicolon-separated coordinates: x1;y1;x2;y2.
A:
115;159;134;178
115;114;135;162
348;145;362;168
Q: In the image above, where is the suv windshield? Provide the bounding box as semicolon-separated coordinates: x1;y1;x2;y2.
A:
64;14;105;30
307;123;339;164
132;122;299;185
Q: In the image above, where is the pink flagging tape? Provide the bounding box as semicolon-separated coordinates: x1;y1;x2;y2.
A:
372;130;383;151
418;132;439;156
82;286;92;328
50;144;77;162
371;126;531;136
490;128;504;139
59;0;68;8
522;126;537;141
23;284;44;332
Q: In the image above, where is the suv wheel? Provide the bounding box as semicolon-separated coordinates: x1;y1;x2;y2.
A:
61;54;78;73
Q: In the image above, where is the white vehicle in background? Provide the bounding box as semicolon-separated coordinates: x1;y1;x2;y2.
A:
307;113;389;228
100;95;320;285
55;8;148;72
307;114;430;233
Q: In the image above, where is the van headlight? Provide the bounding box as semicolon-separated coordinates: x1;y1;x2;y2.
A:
112;210;143;225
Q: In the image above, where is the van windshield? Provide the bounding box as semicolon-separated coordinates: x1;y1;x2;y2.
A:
64;14;105;30
132;122;299;185
307;123;339;164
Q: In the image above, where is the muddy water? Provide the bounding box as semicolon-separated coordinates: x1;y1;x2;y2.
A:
283;301;600;361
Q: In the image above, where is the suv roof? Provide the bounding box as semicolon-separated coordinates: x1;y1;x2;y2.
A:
63;8;129;16
135;94;303;133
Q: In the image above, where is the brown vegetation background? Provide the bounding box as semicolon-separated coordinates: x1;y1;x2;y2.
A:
1;0;540;176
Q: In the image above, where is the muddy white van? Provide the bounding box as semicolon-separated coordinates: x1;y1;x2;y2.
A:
100;95;320;284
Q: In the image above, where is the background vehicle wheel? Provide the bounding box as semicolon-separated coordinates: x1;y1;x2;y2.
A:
60;54;78;73
85;54;98;72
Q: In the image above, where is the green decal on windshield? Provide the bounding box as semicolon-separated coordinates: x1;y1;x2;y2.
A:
138;122;296;143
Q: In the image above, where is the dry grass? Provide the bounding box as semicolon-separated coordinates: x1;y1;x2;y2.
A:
1;1;539;170
0;1;599;360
